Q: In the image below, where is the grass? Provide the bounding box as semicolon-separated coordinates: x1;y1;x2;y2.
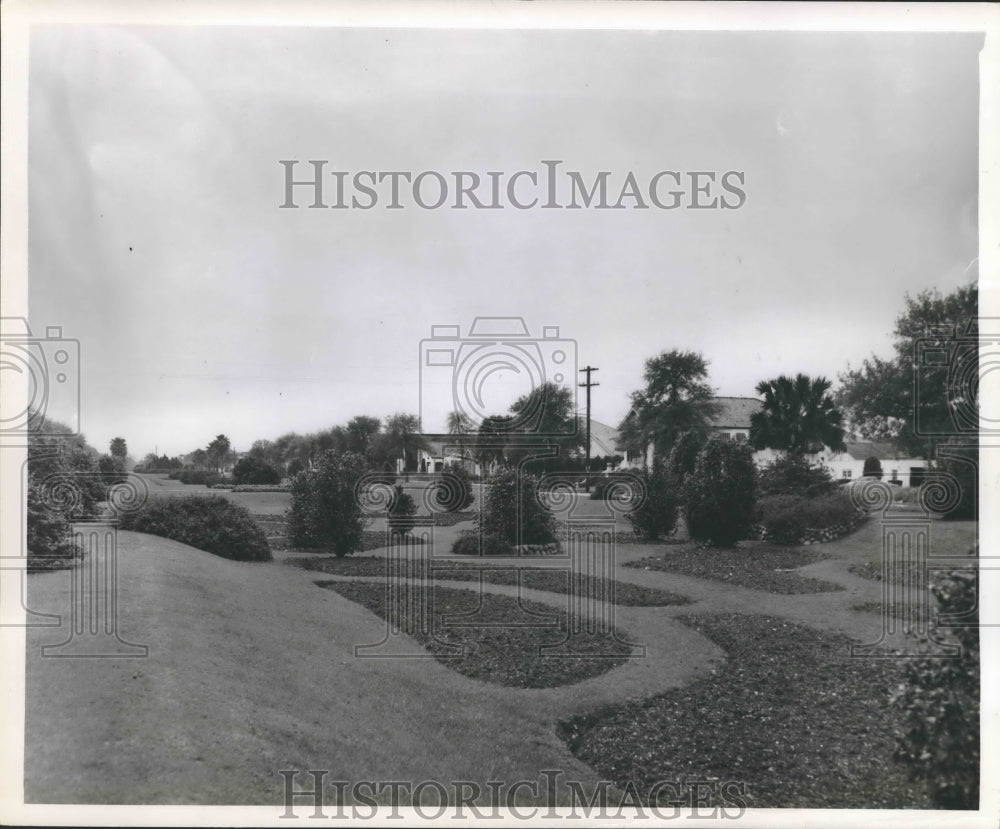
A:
557;613;930;808
286;555;691;606
318;581;634;688
624;543;843;594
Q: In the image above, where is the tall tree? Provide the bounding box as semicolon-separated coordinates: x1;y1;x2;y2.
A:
345;416;382;457
109;437;128;461
837;283;978;457
506;382;584;470
619;350;720;461
750;374;847;455
382;413;429;472
206;434;232;472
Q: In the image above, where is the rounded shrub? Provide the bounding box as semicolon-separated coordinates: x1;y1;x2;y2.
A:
286;450;369;556
627;461;678;541
757;491;862;544
758;453;837;498
119;495;271;561
684;439;757;546
478;468;557;547
451;530;514;556
668;429;705;488
435;465;475;511
232;456;282;485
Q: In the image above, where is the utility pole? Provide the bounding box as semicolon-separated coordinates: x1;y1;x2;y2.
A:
579;366;599;470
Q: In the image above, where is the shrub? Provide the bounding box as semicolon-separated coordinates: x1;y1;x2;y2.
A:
118;495;271;561
758;453;837;498
757;492;859;544
627;461;678;541
286;450;369;556
863;456;884;479
933;442;976;520
232;456;282;485
434;465;475;510
684;439;757;546
478;468;557;547
892;548;978;808
451;530;514;556
667;429;704;488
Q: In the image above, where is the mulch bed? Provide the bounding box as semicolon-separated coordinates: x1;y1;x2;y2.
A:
318;581;633;688
557;613;930;808
624;544;843;594
286;556;690;606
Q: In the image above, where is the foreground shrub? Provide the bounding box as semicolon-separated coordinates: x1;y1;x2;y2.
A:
478;468;557;547
119;495;271;561
892;548;979;808
286;450;369;556
451;530;514;556
758;453;837;498
387;485;418;534
667;429;705;489
232;456;282;485
933;442;977;520
590;471;634;500
627;461;678;541
757;491;859;544
684;439;757;546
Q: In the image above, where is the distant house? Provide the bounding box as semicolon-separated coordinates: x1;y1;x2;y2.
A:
817;441;929;488
617;396;779;468
414;418;623;476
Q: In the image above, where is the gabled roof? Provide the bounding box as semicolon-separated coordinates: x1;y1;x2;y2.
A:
708;397;763;430
841;441;912;461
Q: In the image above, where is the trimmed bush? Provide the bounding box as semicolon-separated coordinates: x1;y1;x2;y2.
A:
232;456;282;485
627;461;678;541
387;485;418;534
451;530;514;556
758;453;837;498
477;468;557;547
119;495;271;561
435;465;475;511
892;548;978;808
757;491;860;545
863;456;883;479
933;443;977;520
684;439;757;546
589;471;633;500
667;429;704;488
286;450;369;556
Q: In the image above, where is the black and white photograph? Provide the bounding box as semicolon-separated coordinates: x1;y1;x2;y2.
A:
1;2;997;826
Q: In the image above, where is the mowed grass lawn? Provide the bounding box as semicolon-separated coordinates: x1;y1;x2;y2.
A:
28;476;978;808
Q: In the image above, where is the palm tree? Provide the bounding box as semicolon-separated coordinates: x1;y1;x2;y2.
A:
750;374;847;455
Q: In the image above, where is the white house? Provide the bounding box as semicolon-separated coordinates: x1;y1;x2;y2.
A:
816;441;929;488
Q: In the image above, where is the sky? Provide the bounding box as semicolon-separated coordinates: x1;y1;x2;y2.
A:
26;25;982;458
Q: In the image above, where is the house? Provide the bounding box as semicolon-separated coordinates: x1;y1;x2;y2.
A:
816;442;929;488
617;396;929;487
414;418;624;476
617;396;778;468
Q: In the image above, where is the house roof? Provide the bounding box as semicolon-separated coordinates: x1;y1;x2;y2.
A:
840;441;913;461
708;397;763;429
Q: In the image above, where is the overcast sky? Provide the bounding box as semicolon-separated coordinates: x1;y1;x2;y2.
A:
28;26;981;458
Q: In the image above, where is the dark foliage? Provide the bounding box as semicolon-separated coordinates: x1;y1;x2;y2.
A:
684;439;757;546
232;455;282;485
627;461;678;541
286;450;370;556
757;453;837;498
119;495;271;561
756;492;857;545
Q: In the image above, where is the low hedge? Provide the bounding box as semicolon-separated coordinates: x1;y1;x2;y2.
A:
230;484;292;493
169;469;229;487
757;492;863;545
119;495;272;561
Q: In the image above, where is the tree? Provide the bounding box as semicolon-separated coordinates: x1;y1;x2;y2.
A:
863;456;883;479
206;434;232;472
667;429;705;488
750;374;847;455
506;382;584;472
232;456;282;485
837;283;978;457
287;450;370;556
109;437;128;461
684;438;757;546
476;414;513;472
381;413;429;473
346;416;382;458
619;350;720;463
627;460;678;541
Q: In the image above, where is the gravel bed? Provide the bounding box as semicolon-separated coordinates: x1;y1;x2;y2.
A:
625;544;843;594
318;581;633;688
287;556;690;606
557;613;929;808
